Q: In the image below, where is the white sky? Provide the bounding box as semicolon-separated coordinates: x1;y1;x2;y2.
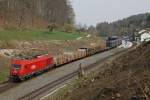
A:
70;0;150;26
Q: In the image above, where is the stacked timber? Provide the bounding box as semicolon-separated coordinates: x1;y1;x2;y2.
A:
54;49;87;66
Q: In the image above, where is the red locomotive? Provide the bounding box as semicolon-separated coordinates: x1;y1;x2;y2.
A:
10;55;54;81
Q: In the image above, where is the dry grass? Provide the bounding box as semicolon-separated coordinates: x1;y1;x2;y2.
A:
0;57;10;83
62;42;150;100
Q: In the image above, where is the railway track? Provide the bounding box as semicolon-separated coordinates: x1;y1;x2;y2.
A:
18;48;128;100
18;71;78;100
0;81;18;94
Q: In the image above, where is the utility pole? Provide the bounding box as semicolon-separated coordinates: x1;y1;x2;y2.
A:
78;63;84;78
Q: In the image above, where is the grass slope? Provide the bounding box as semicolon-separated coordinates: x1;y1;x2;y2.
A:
0;29;83;41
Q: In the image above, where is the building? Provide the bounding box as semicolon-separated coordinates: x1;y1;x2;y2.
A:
135;29;150;44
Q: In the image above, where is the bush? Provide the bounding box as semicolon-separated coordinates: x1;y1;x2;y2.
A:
62;24;75;33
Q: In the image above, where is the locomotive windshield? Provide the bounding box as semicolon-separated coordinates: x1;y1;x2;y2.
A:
12;64;21;69
108;36;118;41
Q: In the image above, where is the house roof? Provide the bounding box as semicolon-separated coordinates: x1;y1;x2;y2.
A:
138;29;150;35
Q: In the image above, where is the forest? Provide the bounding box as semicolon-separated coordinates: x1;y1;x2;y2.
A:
95;13;150;36
0;0;74;29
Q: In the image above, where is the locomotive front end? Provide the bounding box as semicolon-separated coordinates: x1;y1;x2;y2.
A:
10;64;21;79
10;59;23;81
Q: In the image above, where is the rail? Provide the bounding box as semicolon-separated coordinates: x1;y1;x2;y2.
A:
18;71;78;100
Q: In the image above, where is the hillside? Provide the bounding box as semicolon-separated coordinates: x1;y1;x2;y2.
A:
96;13;150;36
0;29;83;41
63;42;150;100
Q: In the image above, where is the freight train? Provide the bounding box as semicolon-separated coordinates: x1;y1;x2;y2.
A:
10;37;122;81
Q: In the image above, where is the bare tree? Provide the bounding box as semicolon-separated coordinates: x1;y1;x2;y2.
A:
0;0;75;29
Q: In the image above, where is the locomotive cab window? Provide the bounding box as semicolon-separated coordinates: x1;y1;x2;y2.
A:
12;64;21;69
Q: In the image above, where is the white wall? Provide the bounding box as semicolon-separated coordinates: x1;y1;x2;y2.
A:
141;33;150;42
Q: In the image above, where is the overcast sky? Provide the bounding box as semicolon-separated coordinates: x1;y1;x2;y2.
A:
70;0;150;26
